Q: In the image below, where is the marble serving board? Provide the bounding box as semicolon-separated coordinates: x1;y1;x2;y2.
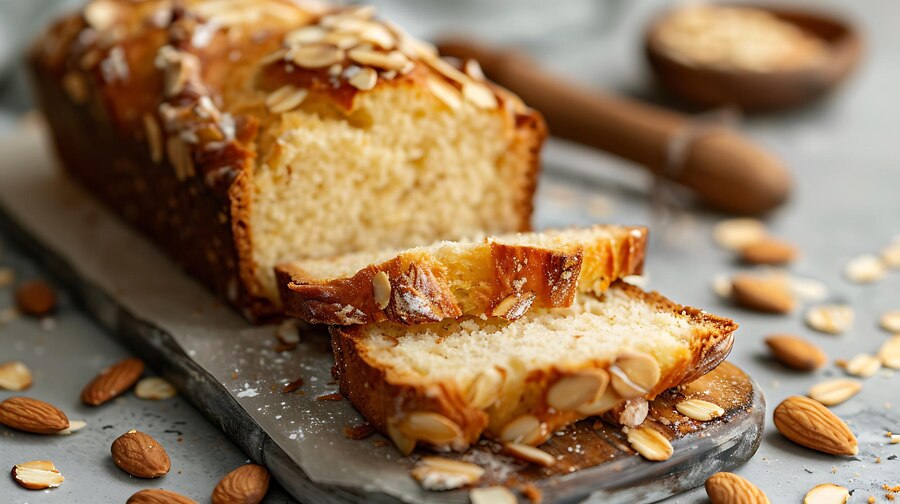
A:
0;128;763;503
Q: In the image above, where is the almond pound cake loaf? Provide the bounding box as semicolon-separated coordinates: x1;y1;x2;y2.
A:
276;225;648;325
332;282;738;454
29;0;545;320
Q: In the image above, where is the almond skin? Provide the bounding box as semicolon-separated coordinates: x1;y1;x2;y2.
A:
211;464;271;504
0;396;69;433
111;429;171;478
740;238;798;265
81;357;145;406
773;396;858;456
731;274;795;314
705;472;770;504
127;489;198;504
765;334;827;371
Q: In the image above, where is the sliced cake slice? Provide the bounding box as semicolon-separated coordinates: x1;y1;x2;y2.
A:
331;281;737;455
276;225;648;325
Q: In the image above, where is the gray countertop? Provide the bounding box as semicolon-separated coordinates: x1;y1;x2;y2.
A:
2;0;900;502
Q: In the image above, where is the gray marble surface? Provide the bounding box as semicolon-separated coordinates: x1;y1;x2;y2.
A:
1;0;899;502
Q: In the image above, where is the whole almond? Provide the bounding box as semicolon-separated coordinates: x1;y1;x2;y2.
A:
211;464;270;504
731;274;795;314
81;357;145;406
127;489;198;504
111;429;171;478
765;334;827;371
705;472;770;504
773;396;857;456
740;238;798;265
15;280;56;317
0;396;69;433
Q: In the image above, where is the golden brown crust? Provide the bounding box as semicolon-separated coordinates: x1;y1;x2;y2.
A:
28;2;545;321
277;226;648;325
331;281;737;453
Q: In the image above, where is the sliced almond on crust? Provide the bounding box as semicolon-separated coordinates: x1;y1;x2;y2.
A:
347;48;409;71
466;367;503;410
427;76;462;110
386;419;415;456
12;460;64;490
808;379;861;406
398;412;463;447
625;426;673;461
266;85;309;114
546;369;609;411
0;361;32;391
372;271;392;310
577;385;621;415
500;414;547;446
462;82;498;109
470;486;517;504
503;442;556;467
291;44;345;69
284;26;328;45
348;66;378;91
609;352;660;399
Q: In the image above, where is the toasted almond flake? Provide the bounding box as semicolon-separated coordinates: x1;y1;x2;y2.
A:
808;379;862;406
324;31;362;50
804;483;849;504
882;241;900;268
878;335;900;369
464;59;486;80
466;368;503;409
134;377;177;400
84;0;118;31
462;82;498;109
891;434;900;444
0;361;32;391
266;85;309;114
500;414;547;446
284;26;328;45
676;399;725;421
806;304;854;334
880;310;900;333
291;43;345;69
423;55;469;84
844;254;887;283
626;426;673;461
399;412;463;447
347;48;409;71
143;113;163;163
503;442;556;467
609;352;660;399
789;276;829;302
546;369;608;411
12;460;64;490
470;486;517;504
348;66;378;91
427;76;462;110
845;353;881;378
260;48;289;66
713;218;768;250
386;419;415;455
410;457;484;491
577;387;621;415
358;24;396;49
712;274;733;298
56;420;87;435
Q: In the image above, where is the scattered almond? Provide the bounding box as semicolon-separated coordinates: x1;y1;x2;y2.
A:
0;361;33;390
808;379;862;406
372;271;391;310
343;422;376;440
11;460;64;490
712;274;733;298
803;483;849;504
135;377;177;400
410;456;484;491
740;237;798;265
879;335;900;369
81;357;145;406
0;267;14;287
806;305;854;334
503;442;556;467
731;273;795;314
773;396;857;456
891;434;900;444
676;399;725;421
713;218;768;251
705;472;770;504
764;334;827;371
882;241;900;268
844;353;881;378
56;419;87;435
212;464;270;504
127;489;198;504
844;254;887;283
15;280;56;317
880;310;900;333
470;486;517;504
789;276;829;302
111;429;171;478
625;426;673;461
0;396;69;433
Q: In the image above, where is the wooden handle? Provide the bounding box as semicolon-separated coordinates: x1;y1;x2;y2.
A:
439;39;792;215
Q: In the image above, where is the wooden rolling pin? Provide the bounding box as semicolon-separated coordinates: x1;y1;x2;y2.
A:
439;39;792;215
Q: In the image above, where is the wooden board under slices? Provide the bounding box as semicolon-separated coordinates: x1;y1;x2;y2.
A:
0;128;764;503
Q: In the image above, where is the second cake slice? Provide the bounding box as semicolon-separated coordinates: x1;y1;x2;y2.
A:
276;225;648;325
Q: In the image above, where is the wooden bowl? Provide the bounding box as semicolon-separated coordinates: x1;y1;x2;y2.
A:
644;5;863;112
